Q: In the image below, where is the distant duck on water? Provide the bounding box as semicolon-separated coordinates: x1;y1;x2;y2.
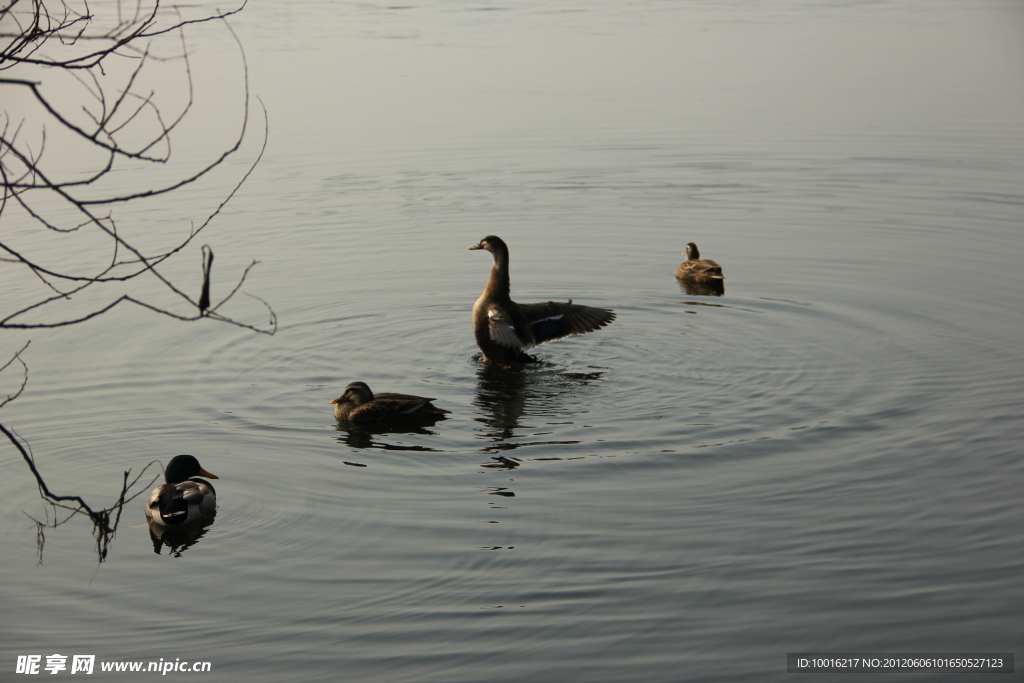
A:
675;242;724;281
330;381;450;423
469;235;616;365
146;455;218;527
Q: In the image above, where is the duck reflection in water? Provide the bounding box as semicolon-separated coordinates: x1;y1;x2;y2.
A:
472;359;603;456
473;360;529;438
333;421;444;452
678;278;725;297
149;519;215;557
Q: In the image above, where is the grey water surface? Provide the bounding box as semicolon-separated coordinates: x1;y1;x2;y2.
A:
2;1;1022;681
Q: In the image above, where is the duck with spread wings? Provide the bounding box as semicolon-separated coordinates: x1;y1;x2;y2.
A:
469;235;615;365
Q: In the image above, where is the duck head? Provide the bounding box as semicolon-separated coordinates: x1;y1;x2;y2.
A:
164;454;218;484
468;235;507;254
330;381;374;407
684;242;700;260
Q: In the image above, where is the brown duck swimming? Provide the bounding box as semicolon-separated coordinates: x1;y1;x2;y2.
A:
330;381;450;423
469;235;616;365
146;454;218;527
675;242;724;281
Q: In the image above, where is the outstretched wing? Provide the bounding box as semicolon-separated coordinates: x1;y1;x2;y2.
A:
520;301;616;346
486;304;528;349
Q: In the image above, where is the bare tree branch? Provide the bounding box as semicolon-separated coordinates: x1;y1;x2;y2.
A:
1;0;274;563
2;1;273;332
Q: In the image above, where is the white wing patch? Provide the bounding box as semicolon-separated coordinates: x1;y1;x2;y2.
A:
487;307;527;349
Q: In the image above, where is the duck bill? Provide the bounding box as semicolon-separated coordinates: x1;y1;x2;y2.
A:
198;467;219;479
468;243;483;250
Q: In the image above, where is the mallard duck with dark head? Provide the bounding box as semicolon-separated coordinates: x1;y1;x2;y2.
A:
469;235;616;365
331;381;450;423
146;454;218;527
675;242;724;281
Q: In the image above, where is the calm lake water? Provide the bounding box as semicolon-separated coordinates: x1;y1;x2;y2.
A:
2;1;1023;681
